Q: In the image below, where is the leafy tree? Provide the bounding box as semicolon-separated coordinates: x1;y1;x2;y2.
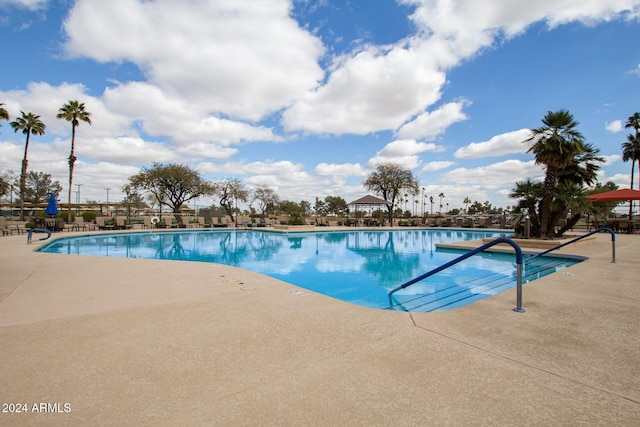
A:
15;171;62;204
57;100;92;223
126;163;215;225
314;197;327;216
10;111;46;220
524;110;589;238
586;181;619;220
252;185;280;217
277;200;306;224
363;162;419;226
324;195;347;216
215;178;249;224
0;170;15;200
0;103;9;132
300;200;312;217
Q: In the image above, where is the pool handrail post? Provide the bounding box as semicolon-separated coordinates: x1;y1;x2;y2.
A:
388;237;525;313
27;228;52;244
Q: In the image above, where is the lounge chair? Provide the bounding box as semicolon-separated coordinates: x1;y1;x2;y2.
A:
0;217;12;235
95;217;114;230
6;220;28;235
197;216;209;228
115;216;133;230
219;216;232;227
164;216;179;228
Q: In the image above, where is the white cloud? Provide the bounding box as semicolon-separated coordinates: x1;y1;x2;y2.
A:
282;43;447;134
421;161;454;172
63;0;324;121
0;0;47;10
603;154;621;165
368;139;440;169
440;159;542;189
403;0;639;41
314;163;365;177
103;82;281;147
1;82;134;139
454;128;532;159
84;137;176;164
396;101;469;140
605;120;623;133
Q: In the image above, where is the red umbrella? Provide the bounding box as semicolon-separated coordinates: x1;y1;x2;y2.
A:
586;188;640;202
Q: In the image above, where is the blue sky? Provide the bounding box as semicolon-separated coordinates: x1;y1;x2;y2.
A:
1;0;639;213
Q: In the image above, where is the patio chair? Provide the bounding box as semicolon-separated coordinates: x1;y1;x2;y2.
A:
164;216;179;228
95;217;113;230
116;216;133;230
0;217;11;236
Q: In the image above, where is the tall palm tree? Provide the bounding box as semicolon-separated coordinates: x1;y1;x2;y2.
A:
0;103;9;129
625;112;640;134
525;110;586;238
463;197;471;213
621;133;640;218
438;192;444;213
10;111;46;220
57;100;92;223
625;112;640;187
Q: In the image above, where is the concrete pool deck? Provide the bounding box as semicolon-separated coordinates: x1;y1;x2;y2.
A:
0;229;638;425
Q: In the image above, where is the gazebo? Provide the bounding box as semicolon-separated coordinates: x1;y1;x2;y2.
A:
348;195;391;226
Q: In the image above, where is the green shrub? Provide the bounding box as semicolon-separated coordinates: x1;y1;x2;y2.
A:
288;213;303;225
82;211;98;222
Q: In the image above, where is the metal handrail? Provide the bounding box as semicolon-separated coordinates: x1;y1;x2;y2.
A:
388;237;526;313
527;227;616;263
27;228;52;244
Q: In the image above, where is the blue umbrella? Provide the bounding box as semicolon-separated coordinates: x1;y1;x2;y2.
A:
45;193;58;217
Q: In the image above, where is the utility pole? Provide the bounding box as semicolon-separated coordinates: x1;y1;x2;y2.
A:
105;188;111;216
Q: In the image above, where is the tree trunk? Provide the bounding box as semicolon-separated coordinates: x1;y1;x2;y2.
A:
629;161;635;220
19;132;31;221
67;125;76;223
555;213;581;237
540;166;558;239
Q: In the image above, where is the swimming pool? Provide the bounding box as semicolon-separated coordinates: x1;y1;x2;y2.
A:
38;229;581;312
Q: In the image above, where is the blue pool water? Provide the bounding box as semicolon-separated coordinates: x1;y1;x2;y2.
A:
38;229;581;312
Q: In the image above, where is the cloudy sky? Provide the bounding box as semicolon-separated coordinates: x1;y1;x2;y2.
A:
1;0;639;213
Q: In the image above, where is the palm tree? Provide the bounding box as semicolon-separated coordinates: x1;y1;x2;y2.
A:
625;112;640;134
625;112;640;186
438;192;444;214
0;103;9;131
525;110;586;238
463;197;471;214
10;111;46;220
509;179;544;237
621;133;640;218
57;100;92;223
